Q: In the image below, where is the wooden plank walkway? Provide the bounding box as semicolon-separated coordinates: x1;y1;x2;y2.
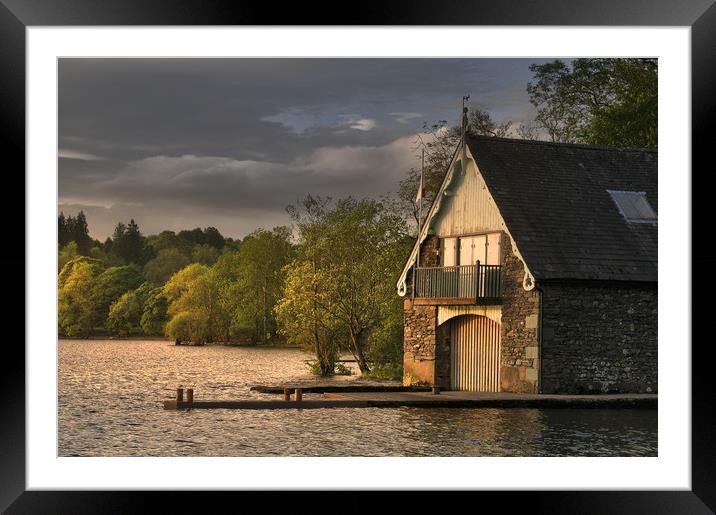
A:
163;391;657;410
249;384;430;394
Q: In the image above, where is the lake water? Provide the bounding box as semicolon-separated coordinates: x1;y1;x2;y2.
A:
58;339;657;457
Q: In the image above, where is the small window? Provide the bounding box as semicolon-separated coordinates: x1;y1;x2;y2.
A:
607;190;657;223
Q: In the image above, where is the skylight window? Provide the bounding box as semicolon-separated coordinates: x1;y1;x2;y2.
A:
607;190;657;223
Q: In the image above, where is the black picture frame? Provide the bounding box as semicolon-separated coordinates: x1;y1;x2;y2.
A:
3;1;713;512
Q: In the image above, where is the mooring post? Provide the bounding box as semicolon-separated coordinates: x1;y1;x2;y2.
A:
176;385;184;403
294;388;303;402
186;387;194;403
283;388;291;401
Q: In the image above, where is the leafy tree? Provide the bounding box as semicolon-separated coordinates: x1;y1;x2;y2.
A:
89;265;145;328
526;58;657;149
58;211;92;254
162;263;209;305
58;212;68;247
191;244;220;266
58;242;79;271
177;228;205;246
281;196;411;373
163;264;229;344
229;227;294;343
106;282;154;336
143;248;191;285
145;230;192;257
276;260;342;375
58;257;105;336
106;291;143;336
140;287;169;335
202;227;225;249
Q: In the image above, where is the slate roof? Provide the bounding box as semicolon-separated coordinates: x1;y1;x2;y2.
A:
467;135;658;283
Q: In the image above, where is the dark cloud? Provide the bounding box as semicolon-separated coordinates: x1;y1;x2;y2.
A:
58;58;550;239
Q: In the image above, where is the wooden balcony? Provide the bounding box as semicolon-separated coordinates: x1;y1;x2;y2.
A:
412;263;502;305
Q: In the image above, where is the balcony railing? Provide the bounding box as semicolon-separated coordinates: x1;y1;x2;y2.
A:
414;262;502;302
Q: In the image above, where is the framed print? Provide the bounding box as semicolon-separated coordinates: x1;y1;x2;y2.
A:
3;0;714;512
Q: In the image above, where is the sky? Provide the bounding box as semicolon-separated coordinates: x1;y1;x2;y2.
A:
58;58;551;240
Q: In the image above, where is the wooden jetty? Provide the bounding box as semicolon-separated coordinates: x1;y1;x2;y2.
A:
163;387;657;410
249;384;431;394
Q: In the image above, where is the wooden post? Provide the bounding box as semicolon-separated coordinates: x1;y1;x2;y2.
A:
186;387;194;403
283;388;291;401
294;388;303;402
475;260;481;302
176;386;184;403
432;386;440;395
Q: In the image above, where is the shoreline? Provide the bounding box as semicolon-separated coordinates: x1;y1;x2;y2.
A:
58;336;301;350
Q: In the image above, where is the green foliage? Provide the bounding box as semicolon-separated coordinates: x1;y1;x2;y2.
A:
361;363;403;381
163;263;231;343
58;256;105;336
108;282;156;335
58;242;79;271
276;260;342;375
58;211;92;254
162;263;209;304
106;290;144;336
229;227;294;343
279;196;411;374
305;360;353;376
143;248;191;285
191;244;220;266
527;58;657;149
140;287;168;335
90;265;145;328
111;219;152;265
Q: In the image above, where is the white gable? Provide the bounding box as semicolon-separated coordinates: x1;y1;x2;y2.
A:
397;143;534;296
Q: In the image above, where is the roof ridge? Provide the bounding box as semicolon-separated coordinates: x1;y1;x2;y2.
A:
466;134;657;154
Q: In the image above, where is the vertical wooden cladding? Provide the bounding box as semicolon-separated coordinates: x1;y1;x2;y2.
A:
450;315;500;392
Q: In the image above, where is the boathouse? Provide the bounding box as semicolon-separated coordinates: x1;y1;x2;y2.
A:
397;135;657;394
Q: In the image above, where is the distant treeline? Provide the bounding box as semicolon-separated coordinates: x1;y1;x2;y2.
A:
58;197;412;376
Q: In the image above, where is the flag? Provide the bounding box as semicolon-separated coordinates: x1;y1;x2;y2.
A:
415;173;424;205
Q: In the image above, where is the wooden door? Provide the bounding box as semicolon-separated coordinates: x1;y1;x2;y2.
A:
450;315;501;392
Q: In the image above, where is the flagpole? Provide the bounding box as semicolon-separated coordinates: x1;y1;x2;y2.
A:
413;149;424;301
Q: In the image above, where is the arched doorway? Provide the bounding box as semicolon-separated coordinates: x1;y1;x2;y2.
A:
450;314;501;392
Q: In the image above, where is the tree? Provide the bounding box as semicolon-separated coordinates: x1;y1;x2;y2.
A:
58;212;68;247
202;227;225;249
140;287;169;335
72;211;92;254
58;241;79;271
58;256;105;336
163;263;230;344
276;260;342;375
228;227;294;343
106;290;142;336
143;248;191;285
281;196;411;374
162;263;209;305
58;211;92;254
106;282;154;336
526;58;657;149
191;244;220;266
89;265;145;328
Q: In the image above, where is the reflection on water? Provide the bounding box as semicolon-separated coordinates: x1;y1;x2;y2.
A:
58;339;657;457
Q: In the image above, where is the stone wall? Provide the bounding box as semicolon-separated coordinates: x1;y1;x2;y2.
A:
402;300;437;385
419;234;440;267
499;234;540;393
540;283;658;394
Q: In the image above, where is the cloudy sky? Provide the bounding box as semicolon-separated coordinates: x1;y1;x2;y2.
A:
58;58;550;240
